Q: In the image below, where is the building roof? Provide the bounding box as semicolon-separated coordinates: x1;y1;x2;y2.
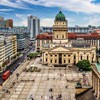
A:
36;33;52;40
43;43;50;48
68;32;100;39
72;38;90;48
36;32;100;40
55;11;66;21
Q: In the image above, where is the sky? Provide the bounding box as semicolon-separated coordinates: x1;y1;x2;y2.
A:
0;0;100;27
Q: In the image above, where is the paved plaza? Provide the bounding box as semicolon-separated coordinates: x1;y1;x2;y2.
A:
0;58;92;100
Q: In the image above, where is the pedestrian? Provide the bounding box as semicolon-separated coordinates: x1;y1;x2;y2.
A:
8;90;10;94
30;95;34;100
41;95;43;99
65;85;68;88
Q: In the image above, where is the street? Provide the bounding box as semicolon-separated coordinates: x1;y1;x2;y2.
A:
0;46;35;83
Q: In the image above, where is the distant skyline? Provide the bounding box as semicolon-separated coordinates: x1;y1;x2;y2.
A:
0;0;100;27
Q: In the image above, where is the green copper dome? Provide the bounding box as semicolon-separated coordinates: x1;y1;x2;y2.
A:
55;11;66;21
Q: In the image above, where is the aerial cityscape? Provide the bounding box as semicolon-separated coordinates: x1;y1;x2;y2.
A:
0;0;100;100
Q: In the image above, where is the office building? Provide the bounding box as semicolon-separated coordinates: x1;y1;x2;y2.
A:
0;27;30;51
6;19;13;28
0;16;4;28
28;15;40;40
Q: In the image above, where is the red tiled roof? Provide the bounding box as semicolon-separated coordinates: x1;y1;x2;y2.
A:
36;32;100;40
36;33;52;40
68;32;100;39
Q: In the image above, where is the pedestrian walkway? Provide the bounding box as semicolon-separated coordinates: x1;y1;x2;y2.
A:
0;58;92;100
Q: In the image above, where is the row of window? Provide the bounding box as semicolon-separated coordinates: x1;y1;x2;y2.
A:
46;54;71;57
56;35;65;39
46;54;94;59
45;59;70;63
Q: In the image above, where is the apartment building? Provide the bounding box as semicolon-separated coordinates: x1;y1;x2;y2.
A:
0;35;17;72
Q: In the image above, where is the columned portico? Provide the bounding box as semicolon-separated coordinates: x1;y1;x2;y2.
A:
92;64;100;99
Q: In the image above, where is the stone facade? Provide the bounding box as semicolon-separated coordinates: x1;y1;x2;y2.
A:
37;11;96;67
92;64;100;99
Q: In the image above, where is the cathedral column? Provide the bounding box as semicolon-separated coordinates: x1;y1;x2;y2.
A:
97;78;100;99
94;76;97;96
92;71;95;91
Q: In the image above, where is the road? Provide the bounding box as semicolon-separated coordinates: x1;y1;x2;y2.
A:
0;46;35;83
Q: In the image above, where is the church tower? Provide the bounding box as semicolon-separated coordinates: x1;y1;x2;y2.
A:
53;11;68;44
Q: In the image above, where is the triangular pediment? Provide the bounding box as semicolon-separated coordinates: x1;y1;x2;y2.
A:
50;46;69;52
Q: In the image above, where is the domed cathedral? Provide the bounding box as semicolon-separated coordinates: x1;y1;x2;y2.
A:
53;11;68;44
41;10;96;67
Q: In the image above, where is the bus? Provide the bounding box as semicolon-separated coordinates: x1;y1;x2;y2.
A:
2;70;10;81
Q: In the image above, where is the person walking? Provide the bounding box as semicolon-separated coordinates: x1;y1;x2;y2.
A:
30;95;34;100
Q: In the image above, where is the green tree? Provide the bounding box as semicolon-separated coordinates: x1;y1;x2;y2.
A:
27;53;38;59
76;60;91;71
96;48;98;53
98;49;100;54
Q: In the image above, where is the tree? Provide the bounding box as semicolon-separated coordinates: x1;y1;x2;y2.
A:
76;60;91;71
96;48;98;53
98;49;100;54
27;53;38;59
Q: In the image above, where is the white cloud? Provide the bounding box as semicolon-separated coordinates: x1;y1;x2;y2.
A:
23;0;100;14
40;18;54;27
85;15;100;26
15;14;24;18
0;8;13;12
14;19;27;26
0;0;100;14
14;14;27;26
0;0;27;9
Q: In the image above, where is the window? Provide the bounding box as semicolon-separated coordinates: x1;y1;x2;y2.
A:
74;55;76;59
81;55;82;60
50;60;52;63
55;55;57;57
64;55;66;57
46;58;47;62
57;35;58;38
55;60;57;63
68;59;70;63
62;35;64;38
50;55;52;57
46;54;48;56
64;60;66;63
87;55;89;60
68;55;70;57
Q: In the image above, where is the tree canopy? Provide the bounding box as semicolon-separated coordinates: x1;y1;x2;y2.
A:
76;60;91;71
27;53;38;59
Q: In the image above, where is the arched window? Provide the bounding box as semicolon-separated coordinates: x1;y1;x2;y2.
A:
81;55;82;60
87;55;89;60
74;55;76;59
46;58;47;62
55;60;57;63
64;60;66;63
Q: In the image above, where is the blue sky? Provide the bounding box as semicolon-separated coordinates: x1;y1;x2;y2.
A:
0;0;100;27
